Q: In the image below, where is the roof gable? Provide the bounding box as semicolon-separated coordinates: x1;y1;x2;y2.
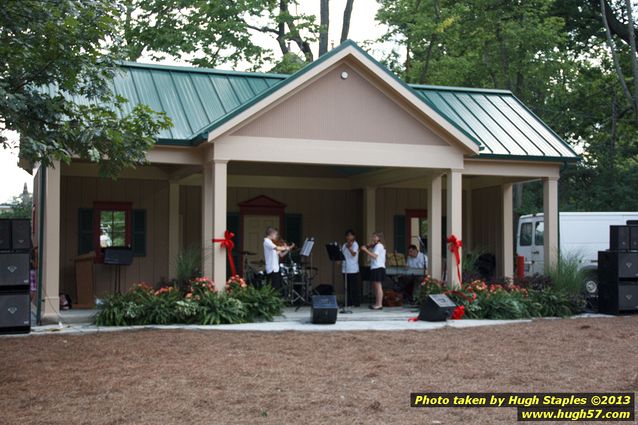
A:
231;62;449;147
206;40;481;155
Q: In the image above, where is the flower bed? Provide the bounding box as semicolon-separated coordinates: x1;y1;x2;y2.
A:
94;276;284;326
416;277;584;320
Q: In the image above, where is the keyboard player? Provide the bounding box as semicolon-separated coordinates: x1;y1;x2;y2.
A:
401;245;428;303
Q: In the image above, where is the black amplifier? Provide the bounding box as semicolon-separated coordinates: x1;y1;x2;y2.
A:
598;251;638;280
0;291;30;334
0;253;30;287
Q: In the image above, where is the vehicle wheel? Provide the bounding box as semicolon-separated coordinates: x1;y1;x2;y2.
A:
583;270;599;312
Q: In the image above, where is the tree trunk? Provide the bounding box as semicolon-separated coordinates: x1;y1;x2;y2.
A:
319;0;330;56
624;0;638;123
340;0;355;43
600;0;634;111
592;0;638;49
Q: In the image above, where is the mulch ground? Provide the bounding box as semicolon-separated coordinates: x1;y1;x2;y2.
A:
1;316;637;425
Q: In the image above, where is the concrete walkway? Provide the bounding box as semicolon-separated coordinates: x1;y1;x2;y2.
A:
2;306;608;337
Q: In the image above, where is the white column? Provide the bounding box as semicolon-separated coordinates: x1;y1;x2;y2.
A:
201;162;214;279
446;169;463;288
543;176;559;273
41;162;61;322
427;174;443;280
463;188;473;251
168;182;180;279
502;183;514;279
363;187;376;239
212;160;228;289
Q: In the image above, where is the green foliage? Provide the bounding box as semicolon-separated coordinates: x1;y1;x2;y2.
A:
94;278;283;326
546;252;586;297
116;0;318;68
229;284;285;322
0;194;32;219
1;0;172;177
269;53;308;74
173;247;202;290
414;277;582;320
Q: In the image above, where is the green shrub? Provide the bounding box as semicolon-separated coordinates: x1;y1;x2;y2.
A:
547;252;586;297
411;276;583;321
94;277;284;326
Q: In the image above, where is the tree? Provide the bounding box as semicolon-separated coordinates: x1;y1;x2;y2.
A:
0;0;172;177
0;189;32;219
117;0;319;67
319;0;330;56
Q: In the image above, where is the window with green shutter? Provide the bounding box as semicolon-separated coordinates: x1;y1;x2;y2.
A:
393;215;406;254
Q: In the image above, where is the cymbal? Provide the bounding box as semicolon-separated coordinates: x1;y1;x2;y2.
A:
240;251;256;256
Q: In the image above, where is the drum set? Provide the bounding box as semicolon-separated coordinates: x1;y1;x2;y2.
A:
241;251;317;306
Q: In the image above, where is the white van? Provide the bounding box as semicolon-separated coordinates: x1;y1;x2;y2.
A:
517;212;638;278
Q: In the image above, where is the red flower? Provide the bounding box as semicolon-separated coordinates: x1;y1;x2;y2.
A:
451;305;465;320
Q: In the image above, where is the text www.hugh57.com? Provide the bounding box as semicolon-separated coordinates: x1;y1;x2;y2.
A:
518;408;632;421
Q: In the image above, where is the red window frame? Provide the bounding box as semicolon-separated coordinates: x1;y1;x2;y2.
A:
93;202;132;263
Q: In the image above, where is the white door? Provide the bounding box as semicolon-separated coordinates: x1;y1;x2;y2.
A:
518;219;534;275
243;215;280;269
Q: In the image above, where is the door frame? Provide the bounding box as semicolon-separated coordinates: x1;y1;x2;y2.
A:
405;209;427;251
238;195;286;273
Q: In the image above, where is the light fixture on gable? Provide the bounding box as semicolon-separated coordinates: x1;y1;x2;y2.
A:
340;71;349;80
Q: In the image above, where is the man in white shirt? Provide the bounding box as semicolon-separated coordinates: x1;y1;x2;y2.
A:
407;245;428;270
263;227;294;290
402;244;427;304
341;229;361;307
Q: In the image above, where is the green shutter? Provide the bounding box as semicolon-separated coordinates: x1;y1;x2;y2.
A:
78;208;94;255
284;213;302;247
227;212;240;277
393;215;406;254
132;209;146;256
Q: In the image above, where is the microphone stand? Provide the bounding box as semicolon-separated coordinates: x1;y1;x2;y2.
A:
341;242;352;314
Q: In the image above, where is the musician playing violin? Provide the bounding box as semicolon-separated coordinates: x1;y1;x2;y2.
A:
360;232;386;310
263;226;294;290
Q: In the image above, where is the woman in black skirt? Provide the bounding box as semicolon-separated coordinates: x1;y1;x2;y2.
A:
360;232;386;310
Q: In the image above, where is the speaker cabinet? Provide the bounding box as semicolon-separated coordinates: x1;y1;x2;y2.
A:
10;220;30;250
0;291;30;334
610;226;631;251
311;295;338;324
418;294;456;322
599;281;638;315
0;220;10;251
0;253;30;287
598;251;638;279
631;227;638;251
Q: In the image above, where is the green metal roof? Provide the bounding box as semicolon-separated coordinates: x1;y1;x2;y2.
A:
411;85;578;160
63;41;577;162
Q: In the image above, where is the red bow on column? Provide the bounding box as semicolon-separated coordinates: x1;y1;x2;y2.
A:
212;230;237;276
447;234;463;284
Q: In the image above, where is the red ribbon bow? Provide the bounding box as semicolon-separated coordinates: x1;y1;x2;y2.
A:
212;230;237;276
447;234;463;284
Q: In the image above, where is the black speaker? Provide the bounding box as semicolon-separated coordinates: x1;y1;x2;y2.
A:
0;220;10;251
610;226;631;251
630;226;638;251
104;247;134;265
598;250;638;314
311;295;338;324
598;251;638;279
418;294;456;321
10;219;30;250
0;253;30;287
0;291;30;334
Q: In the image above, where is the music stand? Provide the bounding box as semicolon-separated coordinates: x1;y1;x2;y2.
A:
325;243;352;314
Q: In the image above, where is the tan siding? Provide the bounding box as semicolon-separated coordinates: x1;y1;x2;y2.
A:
233;64;447;147
471;186;503;273
59;176;170;301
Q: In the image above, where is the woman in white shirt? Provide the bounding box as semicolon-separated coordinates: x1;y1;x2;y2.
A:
360;232;386;310
341;229;360;307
